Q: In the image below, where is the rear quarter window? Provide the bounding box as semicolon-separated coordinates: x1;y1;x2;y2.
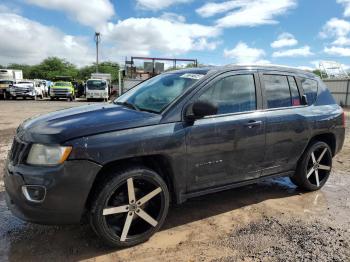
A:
301;78;318;105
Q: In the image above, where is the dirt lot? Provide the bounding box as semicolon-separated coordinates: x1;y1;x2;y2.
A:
0;100;349;262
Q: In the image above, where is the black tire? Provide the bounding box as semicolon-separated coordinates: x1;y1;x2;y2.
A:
50;97;54;101
290;141;332;191
90;166;170;247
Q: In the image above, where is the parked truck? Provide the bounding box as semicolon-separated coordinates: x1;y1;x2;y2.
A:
9;80;45;100
0;69;23;99
86;73;111;101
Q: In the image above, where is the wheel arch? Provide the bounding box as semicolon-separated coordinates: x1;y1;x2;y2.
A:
85;154;177;210
309;133;336;156
301;132;336;159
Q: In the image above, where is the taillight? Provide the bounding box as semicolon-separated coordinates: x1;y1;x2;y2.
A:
342;111;346;127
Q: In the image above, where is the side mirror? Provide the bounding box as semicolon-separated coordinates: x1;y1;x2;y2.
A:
301;95;308;105
185;100;218;121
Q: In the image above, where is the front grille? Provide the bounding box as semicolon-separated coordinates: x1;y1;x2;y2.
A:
51;88;70;96
13;87;33;95
9;138;29;165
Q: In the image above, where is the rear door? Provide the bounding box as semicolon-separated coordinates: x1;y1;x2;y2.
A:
185;71;266;192
259;71;309;176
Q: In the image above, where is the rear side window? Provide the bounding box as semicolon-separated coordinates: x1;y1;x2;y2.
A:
199;74;256;115
288;76;301;106
301;79;318;105
263;75;291;108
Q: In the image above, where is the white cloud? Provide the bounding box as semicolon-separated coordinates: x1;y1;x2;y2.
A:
0;3;21;14
324;46;350;56
196;0;296;28
320;17;350;54
271;33;298;48
136;0;192;10
223;42;269;64
160;12;186;23
272;46;313;58
0;10;94;66
296;66;314;71
196;0;247;18
332;36;350;45
25;0;115;29
320;18;350;39
103;17;221;57
337;0;350;17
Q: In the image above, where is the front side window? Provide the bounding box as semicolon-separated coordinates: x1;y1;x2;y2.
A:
302;78;318;105
264;75;291;109
198;74;256;115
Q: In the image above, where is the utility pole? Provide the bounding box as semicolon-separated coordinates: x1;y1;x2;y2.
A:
94;32;101;73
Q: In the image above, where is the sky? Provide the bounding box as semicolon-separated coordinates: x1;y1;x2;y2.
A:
1;0;350;70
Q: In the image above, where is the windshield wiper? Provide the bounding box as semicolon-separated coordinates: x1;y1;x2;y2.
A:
137;107;160;114
115;101;139;111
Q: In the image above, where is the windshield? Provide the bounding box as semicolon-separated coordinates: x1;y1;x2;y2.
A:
54;82;70;86
114;72;205;113
87;80;107;90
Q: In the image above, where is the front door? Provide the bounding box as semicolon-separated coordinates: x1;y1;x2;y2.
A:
185;71;266;192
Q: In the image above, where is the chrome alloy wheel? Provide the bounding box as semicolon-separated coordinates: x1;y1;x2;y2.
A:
102;177;165;242
306;145;332;187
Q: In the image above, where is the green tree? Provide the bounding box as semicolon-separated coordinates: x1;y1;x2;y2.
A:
78;65;95;81
36;57;78;80
98;62;119;84
313;69;322;78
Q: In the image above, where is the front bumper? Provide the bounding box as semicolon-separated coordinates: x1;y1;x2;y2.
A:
50;89;72;98
4;160;102;224
10;91;35;98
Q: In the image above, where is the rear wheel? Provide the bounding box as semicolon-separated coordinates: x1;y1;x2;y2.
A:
290;141;332;191
90;167;170;247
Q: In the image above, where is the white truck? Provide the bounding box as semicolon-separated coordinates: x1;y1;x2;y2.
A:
86;73;111;101
9;80;45;100
0;69;23;99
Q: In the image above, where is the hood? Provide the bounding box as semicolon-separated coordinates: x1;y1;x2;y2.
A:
17;103;161;144
14;83;34;88
52;85;71;88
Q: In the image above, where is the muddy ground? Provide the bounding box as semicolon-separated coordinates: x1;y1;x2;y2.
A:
0;100;349;262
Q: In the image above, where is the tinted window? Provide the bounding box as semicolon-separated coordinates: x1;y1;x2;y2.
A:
116;72;206;113
288;76;301;106
199;74;256;115
302;78;318;105
264;75;291;108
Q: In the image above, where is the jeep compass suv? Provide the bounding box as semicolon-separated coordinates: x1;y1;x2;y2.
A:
4;65;345;247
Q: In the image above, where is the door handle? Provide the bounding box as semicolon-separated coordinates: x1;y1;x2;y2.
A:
244;120;262;128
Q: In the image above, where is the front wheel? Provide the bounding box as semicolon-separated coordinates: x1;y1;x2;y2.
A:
290;141;332;191
90;167;170;247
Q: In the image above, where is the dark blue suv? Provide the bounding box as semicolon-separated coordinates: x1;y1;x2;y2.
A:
4;65;345;247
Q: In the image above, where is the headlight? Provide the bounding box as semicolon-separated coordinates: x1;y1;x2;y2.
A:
26;144;72;166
